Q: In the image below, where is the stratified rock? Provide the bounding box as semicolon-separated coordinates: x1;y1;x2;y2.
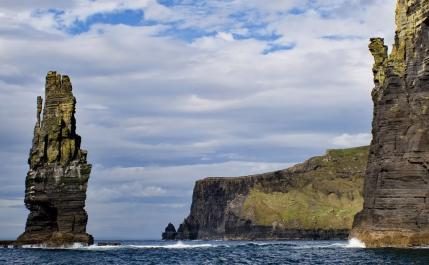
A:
351;0;429;248
164;146;368;240
16;71;93;247
162;223;178;240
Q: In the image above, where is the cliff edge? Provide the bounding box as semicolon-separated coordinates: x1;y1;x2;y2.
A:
163;146;368;240
351;0;429;248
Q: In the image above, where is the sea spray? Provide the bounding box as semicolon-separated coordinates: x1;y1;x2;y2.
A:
346;238;366;248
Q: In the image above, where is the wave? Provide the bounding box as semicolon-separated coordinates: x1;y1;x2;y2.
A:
82;241;215;251
241;239;366;250
344;238;366;248
21;243;88;249
17;239;366;251
132;241;214;249
17;241;216;251
290;238;365;249
291;239;365;249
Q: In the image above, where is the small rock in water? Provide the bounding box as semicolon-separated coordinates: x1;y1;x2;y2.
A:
162;223;178;240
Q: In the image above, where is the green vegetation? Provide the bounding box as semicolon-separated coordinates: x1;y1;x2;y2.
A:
241;146;368;230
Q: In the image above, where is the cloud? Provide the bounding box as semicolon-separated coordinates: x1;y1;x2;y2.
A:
0;0;395;239
0;199;23;208
332;133;372;148
90;185;167;202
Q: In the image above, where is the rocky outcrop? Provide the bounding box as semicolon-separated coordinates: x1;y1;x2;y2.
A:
162;223;178;240
351;0;429;248
16;71;93;246
163;146;368;240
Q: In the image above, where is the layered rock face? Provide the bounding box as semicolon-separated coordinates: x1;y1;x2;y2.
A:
351;0;429;248
163;147;368;240
16;71;93;246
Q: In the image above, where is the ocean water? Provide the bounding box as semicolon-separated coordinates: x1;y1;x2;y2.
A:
2;239;429;265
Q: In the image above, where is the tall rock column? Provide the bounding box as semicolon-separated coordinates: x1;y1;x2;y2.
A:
17;71;93;246
351;0;429;247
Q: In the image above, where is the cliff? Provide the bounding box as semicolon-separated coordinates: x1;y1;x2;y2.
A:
163;146;368;240
16;71;93;246
351;0;429;248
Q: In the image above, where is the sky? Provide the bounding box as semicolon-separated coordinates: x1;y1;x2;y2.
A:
0;0;396;240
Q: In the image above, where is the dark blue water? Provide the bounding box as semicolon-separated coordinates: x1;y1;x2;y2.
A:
2;240;429;265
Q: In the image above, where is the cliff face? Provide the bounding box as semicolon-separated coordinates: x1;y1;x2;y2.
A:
163;146;368;240
16;71;93;246
351;0;429;248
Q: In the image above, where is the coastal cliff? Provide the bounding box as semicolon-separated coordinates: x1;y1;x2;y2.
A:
16;71;93;246
163;146;368;240
351;0;429;248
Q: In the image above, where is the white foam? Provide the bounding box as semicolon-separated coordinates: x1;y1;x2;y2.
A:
288;243;341;249
22;242;87;249
283;240;365;249
21;244;47;249
345;238;366;248
85;245;125;251
67;241;216;251
69;243;87;249
246;242;273;246
130;241;214;249
18;240;366;251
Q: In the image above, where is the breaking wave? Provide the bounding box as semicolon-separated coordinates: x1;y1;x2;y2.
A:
81;241;215;251
345;238;366;248
18;239;366;251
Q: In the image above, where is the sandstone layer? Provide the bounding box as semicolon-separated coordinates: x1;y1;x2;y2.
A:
163;146;368;240
351;0;429;248
16;71;93;246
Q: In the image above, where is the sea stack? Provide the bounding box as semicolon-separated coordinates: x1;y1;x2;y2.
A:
162;223;178;240
351;0;429;247
16;71;93;246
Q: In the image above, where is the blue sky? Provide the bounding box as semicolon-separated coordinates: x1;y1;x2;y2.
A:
0;0;396;239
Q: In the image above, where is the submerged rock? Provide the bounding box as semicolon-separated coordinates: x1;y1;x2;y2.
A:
351;0;429;248
164;146;368;240
16;71;93;247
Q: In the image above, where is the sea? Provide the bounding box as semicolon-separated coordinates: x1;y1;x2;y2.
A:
1;239;429;265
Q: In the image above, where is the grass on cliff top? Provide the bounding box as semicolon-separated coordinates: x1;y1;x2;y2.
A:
326;145;368;157
241;146;368;230
242;188;363;230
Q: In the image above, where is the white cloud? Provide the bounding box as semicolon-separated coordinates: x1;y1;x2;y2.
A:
179;94;241;112
332;133;372;148
83;104;109;110
89;185;167;202
0;199;23;208
216;32;234;42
